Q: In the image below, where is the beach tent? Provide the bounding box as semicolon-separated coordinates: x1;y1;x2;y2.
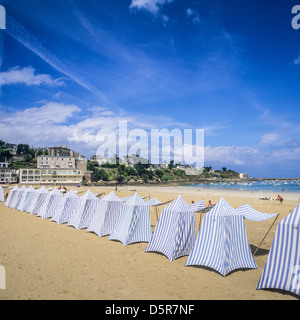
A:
67;190;99;229
189;200;205;212
28;186;49;215
0;185;4;202
5;185;20;208
185;198;257;276
51;189;81;224
17;186;36;212
109;193;152;246
257;204;300;296
4;185;19;207
120;195;148;203
146;198;162;206
86;191;123;237
145;195;196;261
37;188;63;219
236;203;279;256
11;185;27;210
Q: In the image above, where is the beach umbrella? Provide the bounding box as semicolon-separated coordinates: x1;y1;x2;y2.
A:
86;191;123;237
257;204;300;297
145;195;196;261
37;188;63;219
185;198;257;276
109;193;152;246
68;190;99;229
51;189;81;224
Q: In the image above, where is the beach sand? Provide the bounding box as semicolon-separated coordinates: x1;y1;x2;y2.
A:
0;184;299;300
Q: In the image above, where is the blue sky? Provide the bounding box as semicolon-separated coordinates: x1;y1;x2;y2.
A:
0;0;300;178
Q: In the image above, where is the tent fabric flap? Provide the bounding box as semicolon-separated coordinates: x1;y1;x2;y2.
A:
236;203;278;222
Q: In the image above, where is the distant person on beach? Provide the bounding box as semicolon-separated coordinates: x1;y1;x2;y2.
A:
277;195;283;204
208;200;213;207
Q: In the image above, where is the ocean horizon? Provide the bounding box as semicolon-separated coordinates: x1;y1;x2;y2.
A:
181;179;300;194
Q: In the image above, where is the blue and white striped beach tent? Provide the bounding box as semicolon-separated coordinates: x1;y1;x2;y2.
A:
28;186;49;215
236;203;278;221
11;185;27;210
37;188;63;219
17;186;36;212
189;200;205;212
67;190;99;229
86;191;123;237
109;193;152;246
257;204;300;296
185;198;257;276
5;185;20;208
145;195;196;261
0;185;4;202
51;189;81;224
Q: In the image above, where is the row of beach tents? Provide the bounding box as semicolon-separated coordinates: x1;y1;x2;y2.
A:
0;184;299;297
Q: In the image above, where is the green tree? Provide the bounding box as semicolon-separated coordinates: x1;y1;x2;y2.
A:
0;149;12;162
17;144;30;155
168;160;175;170
0;140;5;149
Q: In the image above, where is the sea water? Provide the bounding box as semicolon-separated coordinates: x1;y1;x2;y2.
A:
181;180;300;194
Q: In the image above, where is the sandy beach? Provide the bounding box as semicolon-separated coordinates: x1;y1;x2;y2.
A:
0;184;299;300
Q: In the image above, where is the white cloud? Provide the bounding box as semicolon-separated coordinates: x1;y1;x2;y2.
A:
185;8;202;24
129;0;173;15
0;66;65;87
204;145;261;168
294;54;300;65
260;133;281;145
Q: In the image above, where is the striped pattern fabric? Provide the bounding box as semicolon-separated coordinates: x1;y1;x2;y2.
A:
68;190;99;229
189;200;205;212
236;203;278;221
51;189;81;224
147;198;162;206
109;193;152;246
11;185;28;210
18;186;36;212
37;188;63;219
0;185;4;202
28;186;49;215
145;195;196;261
257;204;300;296
87;191;123;237
5;186;20;207
185;198;257;276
